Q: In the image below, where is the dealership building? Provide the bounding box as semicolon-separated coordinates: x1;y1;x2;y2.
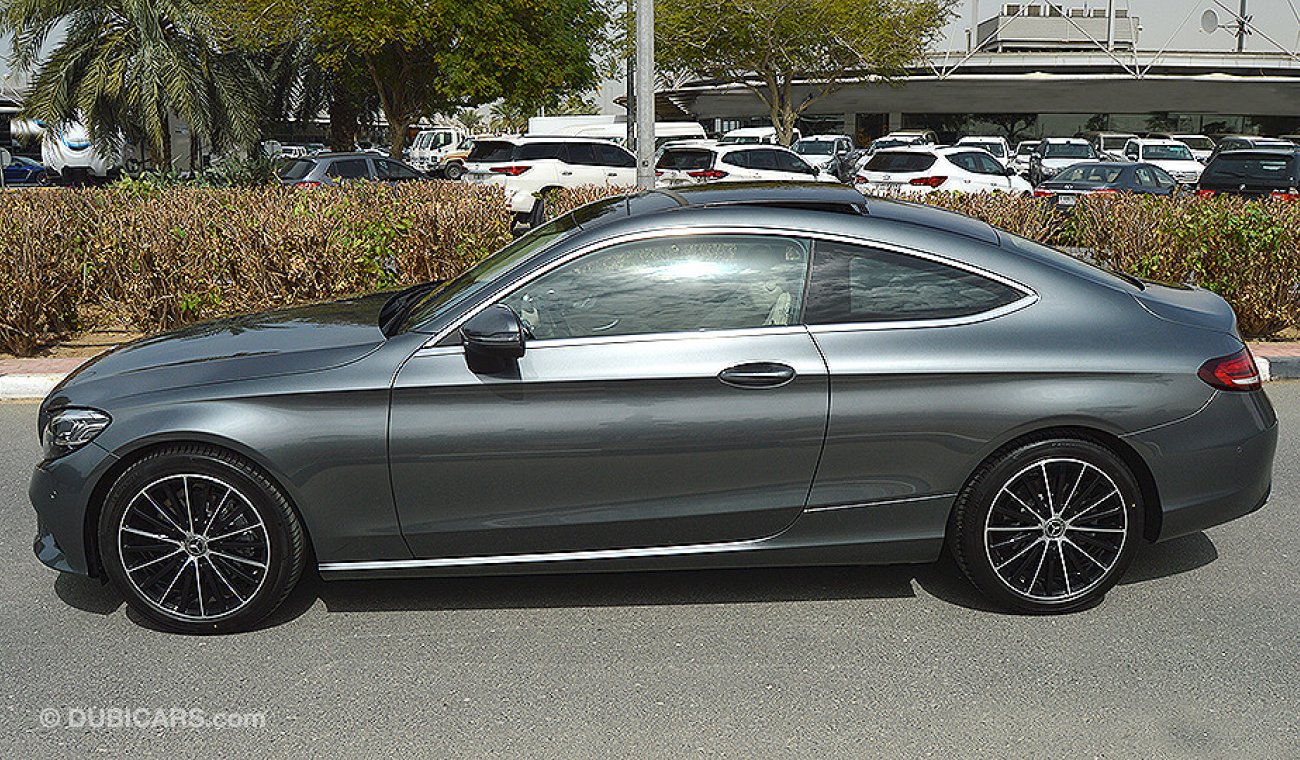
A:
660;0;1300;144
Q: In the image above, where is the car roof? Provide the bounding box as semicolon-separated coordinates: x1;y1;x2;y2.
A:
798;134;848;141
566;183;1001;246
1131;138;1186;146
1211;149;1300;159
1041;137;1090;144
724;127;778;136
492;135;616;145
957;136;1006;142
305;152;380;160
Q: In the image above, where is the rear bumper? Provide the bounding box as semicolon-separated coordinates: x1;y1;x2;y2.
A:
1125;389;1278;542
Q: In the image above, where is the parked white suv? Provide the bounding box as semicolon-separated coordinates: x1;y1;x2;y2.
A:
955;136;1012;167
718;126;800;145
655;143;838;187
1029;138;1098;185
792;135;855;168
463;136;637;223
1123;138;1204;183
1012;140;1041;176
854;146;1031;196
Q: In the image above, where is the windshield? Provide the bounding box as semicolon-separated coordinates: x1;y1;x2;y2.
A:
400;215;582;332
869;139;908;152
1044;143;1096;159
1144;144;1193;161
1016;143;1040;156
719;135;763;145
1100;136;1130;150
1055;165;1123;183
793;140;834;155
1177;136;1214;150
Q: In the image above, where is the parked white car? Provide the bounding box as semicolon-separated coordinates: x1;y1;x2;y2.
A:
854;145;1031;196
955;136;1012;167
1121;138;1203;184
718;126;800;145
463;136;637;223
792;135;855;168
1012;140;1041;176
1150;133;1216;163
1028;138;1098;185
1085;132;1139;162
882;130;938;145
655;142;838;187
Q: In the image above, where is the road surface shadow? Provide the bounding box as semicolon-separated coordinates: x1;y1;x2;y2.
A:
51;531;1218;629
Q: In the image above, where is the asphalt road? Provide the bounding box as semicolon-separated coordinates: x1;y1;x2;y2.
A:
3;385;1300;759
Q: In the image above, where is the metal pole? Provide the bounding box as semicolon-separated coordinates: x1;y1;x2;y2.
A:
1105;0;1114;51
634;0;655;190
970;0;979;52
1238;0;1247;52
626;0;636;149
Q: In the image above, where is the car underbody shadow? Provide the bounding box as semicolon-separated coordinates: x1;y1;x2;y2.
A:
49;530;1221;631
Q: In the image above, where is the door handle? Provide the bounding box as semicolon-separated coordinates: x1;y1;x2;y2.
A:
561;171;574;176
718;362;796;389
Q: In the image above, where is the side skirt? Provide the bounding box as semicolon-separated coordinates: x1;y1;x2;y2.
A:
318;494;954;580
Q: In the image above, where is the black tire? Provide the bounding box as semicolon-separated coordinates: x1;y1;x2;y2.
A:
98;444;307;634
529;190;551;228
443;162;464;181
949;436;1143;614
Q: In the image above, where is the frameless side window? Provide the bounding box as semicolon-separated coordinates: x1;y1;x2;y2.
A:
376;160;420;180
562;143;599;165
498;235;811;340
805;241;1024;324
597;144;636;167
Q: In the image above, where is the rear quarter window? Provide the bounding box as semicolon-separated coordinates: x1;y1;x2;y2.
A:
278;159;315;180
805;241;1026;324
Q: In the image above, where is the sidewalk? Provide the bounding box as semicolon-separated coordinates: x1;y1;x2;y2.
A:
3;344;1299;400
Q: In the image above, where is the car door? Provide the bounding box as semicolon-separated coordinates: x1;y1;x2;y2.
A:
970;152;1011;191
719;150;759;181
801;239;1034;509
595;143;637;186
375;158;423;184
557;142;605;186
389;232;830;557
772;149;822;181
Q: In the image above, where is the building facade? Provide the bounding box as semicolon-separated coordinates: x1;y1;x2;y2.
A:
663;0;1300;144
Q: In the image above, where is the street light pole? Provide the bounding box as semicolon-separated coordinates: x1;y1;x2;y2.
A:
634;0;655;190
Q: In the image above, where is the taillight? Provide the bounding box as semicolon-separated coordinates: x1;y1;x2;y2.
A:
294;181;322;189
853;175;868;184
686;169;727;179
1032;188;1055;197
1195;188;1217;197
654;170;663;177
908;176;947;187
1270;188;1300;200
1198;348;1262;392
489;165;531;176
1090;188;1118;195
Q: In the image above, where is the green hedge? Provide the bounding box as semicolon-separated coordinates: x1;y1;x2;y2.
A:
0;183;513;355
545;187;1300;340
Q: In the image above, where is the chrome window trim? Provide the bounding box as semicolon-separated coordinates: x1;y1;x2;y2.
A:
425;225;1039;349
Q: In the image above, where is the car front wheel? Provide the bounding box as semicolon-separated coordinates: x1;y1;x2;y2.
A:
98;444;307;634
950;436;1143;613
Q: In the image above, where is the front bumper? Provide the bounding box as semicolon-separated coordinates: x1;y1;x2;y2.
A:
1125;389;1278;542
29;442;119;576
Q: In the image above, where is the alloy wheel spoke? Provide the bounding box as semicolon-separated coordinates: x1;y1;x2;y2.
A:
209;550;267;570
985;457;1127;602
123;526;182;545
141;491;187;537
205;556;247;604
127;548;184;573
209;523;262;543
201;487;232;537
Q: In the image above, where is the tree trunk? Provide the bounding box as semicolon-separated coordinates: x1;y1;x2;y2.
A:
328;80;361;152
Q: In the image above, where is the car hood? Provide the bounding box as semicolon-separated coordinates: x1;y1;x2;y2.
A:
47;293;391;406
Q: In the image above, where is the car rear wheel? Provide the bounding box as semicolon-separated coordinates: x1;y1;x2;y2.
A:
98;444;306;634
949;436;1143;613
443;162;464;181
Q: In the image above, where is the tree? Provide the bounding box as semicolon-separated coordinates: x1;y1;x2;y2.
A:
223;0;611;156
656;0;953;145
1;0;265;167
455;108;485;134
984;113;1039;143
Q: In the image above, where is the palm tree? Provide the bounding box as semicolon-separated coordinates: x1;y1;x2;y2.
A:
1;0;264;168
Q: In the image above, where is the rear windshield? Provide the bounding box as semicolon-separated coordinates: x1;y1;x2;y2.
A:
1055;165;1123;184
1100;136;1129;150
467;141;516;163
719;135;763;145
1044;143;1096;159
1177;136;1214;150
1203;155;1297;183
277;159;314;180
864;152;936;173
657;149;714;170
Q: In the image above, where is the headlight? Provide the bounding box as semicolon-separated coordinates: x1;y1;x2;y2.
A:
41;408;111;460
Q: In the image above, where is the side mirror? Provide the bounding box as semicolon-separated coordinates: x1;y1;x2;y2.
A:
461;304;525;371
1004;165;1017;176
0;148;11;167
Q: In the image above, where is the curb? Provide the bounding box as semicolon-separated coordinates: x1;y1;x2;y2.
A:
0;374;66;400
